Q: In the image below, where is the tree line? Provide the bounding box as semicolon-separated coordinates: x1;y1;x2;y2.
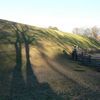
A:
72;26;100;40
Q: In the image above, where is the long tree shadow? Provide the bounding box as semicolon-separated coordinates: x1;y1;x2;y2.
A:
10;65;26;100
9;40;27;100
9;57;63;100
25;61;63;100
0;21;63;100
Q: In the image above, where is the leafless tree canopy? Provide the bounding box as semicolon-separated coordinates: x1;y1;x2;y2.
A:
72;26;100;40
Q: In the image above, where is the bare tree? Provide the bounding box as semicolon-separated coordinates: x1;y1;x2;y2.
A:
84;28;91;37
72;28;79;34
72;26;100;40
91;26;99;39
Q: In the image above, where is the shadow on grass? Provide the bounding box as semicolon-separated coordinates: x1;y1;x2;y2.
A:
40;51;100;99
36;43;100;100
9;62;63;100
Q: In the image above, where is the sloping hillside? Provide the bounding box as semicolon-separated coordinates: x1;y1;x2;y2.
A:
0;19;100;52
0;19;100;100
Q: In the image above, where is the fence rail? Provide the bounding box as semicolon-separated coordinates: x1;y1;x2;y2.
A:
76;54;100;71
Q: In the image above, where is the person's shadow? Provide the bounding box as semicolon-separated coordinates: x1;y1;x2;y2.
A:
9;62;63;100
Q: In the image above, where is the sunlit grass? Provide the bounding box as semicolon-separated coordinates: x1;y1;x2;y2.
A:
0;20;100;99
0;21;100;72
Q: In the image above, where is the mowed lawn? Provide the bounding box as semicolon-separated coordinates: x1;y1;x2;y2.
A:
0;40;100;100
0;19;100;100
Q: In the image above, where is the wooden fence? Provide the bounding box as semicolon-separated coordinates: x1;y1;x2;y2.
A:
76;54;100;71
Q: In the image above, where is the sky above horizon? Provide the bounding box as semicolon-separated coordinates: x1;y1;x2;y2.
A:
0;0;100;32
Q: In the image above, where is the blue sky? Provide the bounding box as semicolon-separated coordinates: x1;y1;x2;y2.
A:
0;0;100;32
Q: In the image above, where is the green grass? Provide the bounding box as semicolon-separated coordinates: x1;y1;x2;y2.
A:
0;19;100;100
0;19;100;74
0;19;100;50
